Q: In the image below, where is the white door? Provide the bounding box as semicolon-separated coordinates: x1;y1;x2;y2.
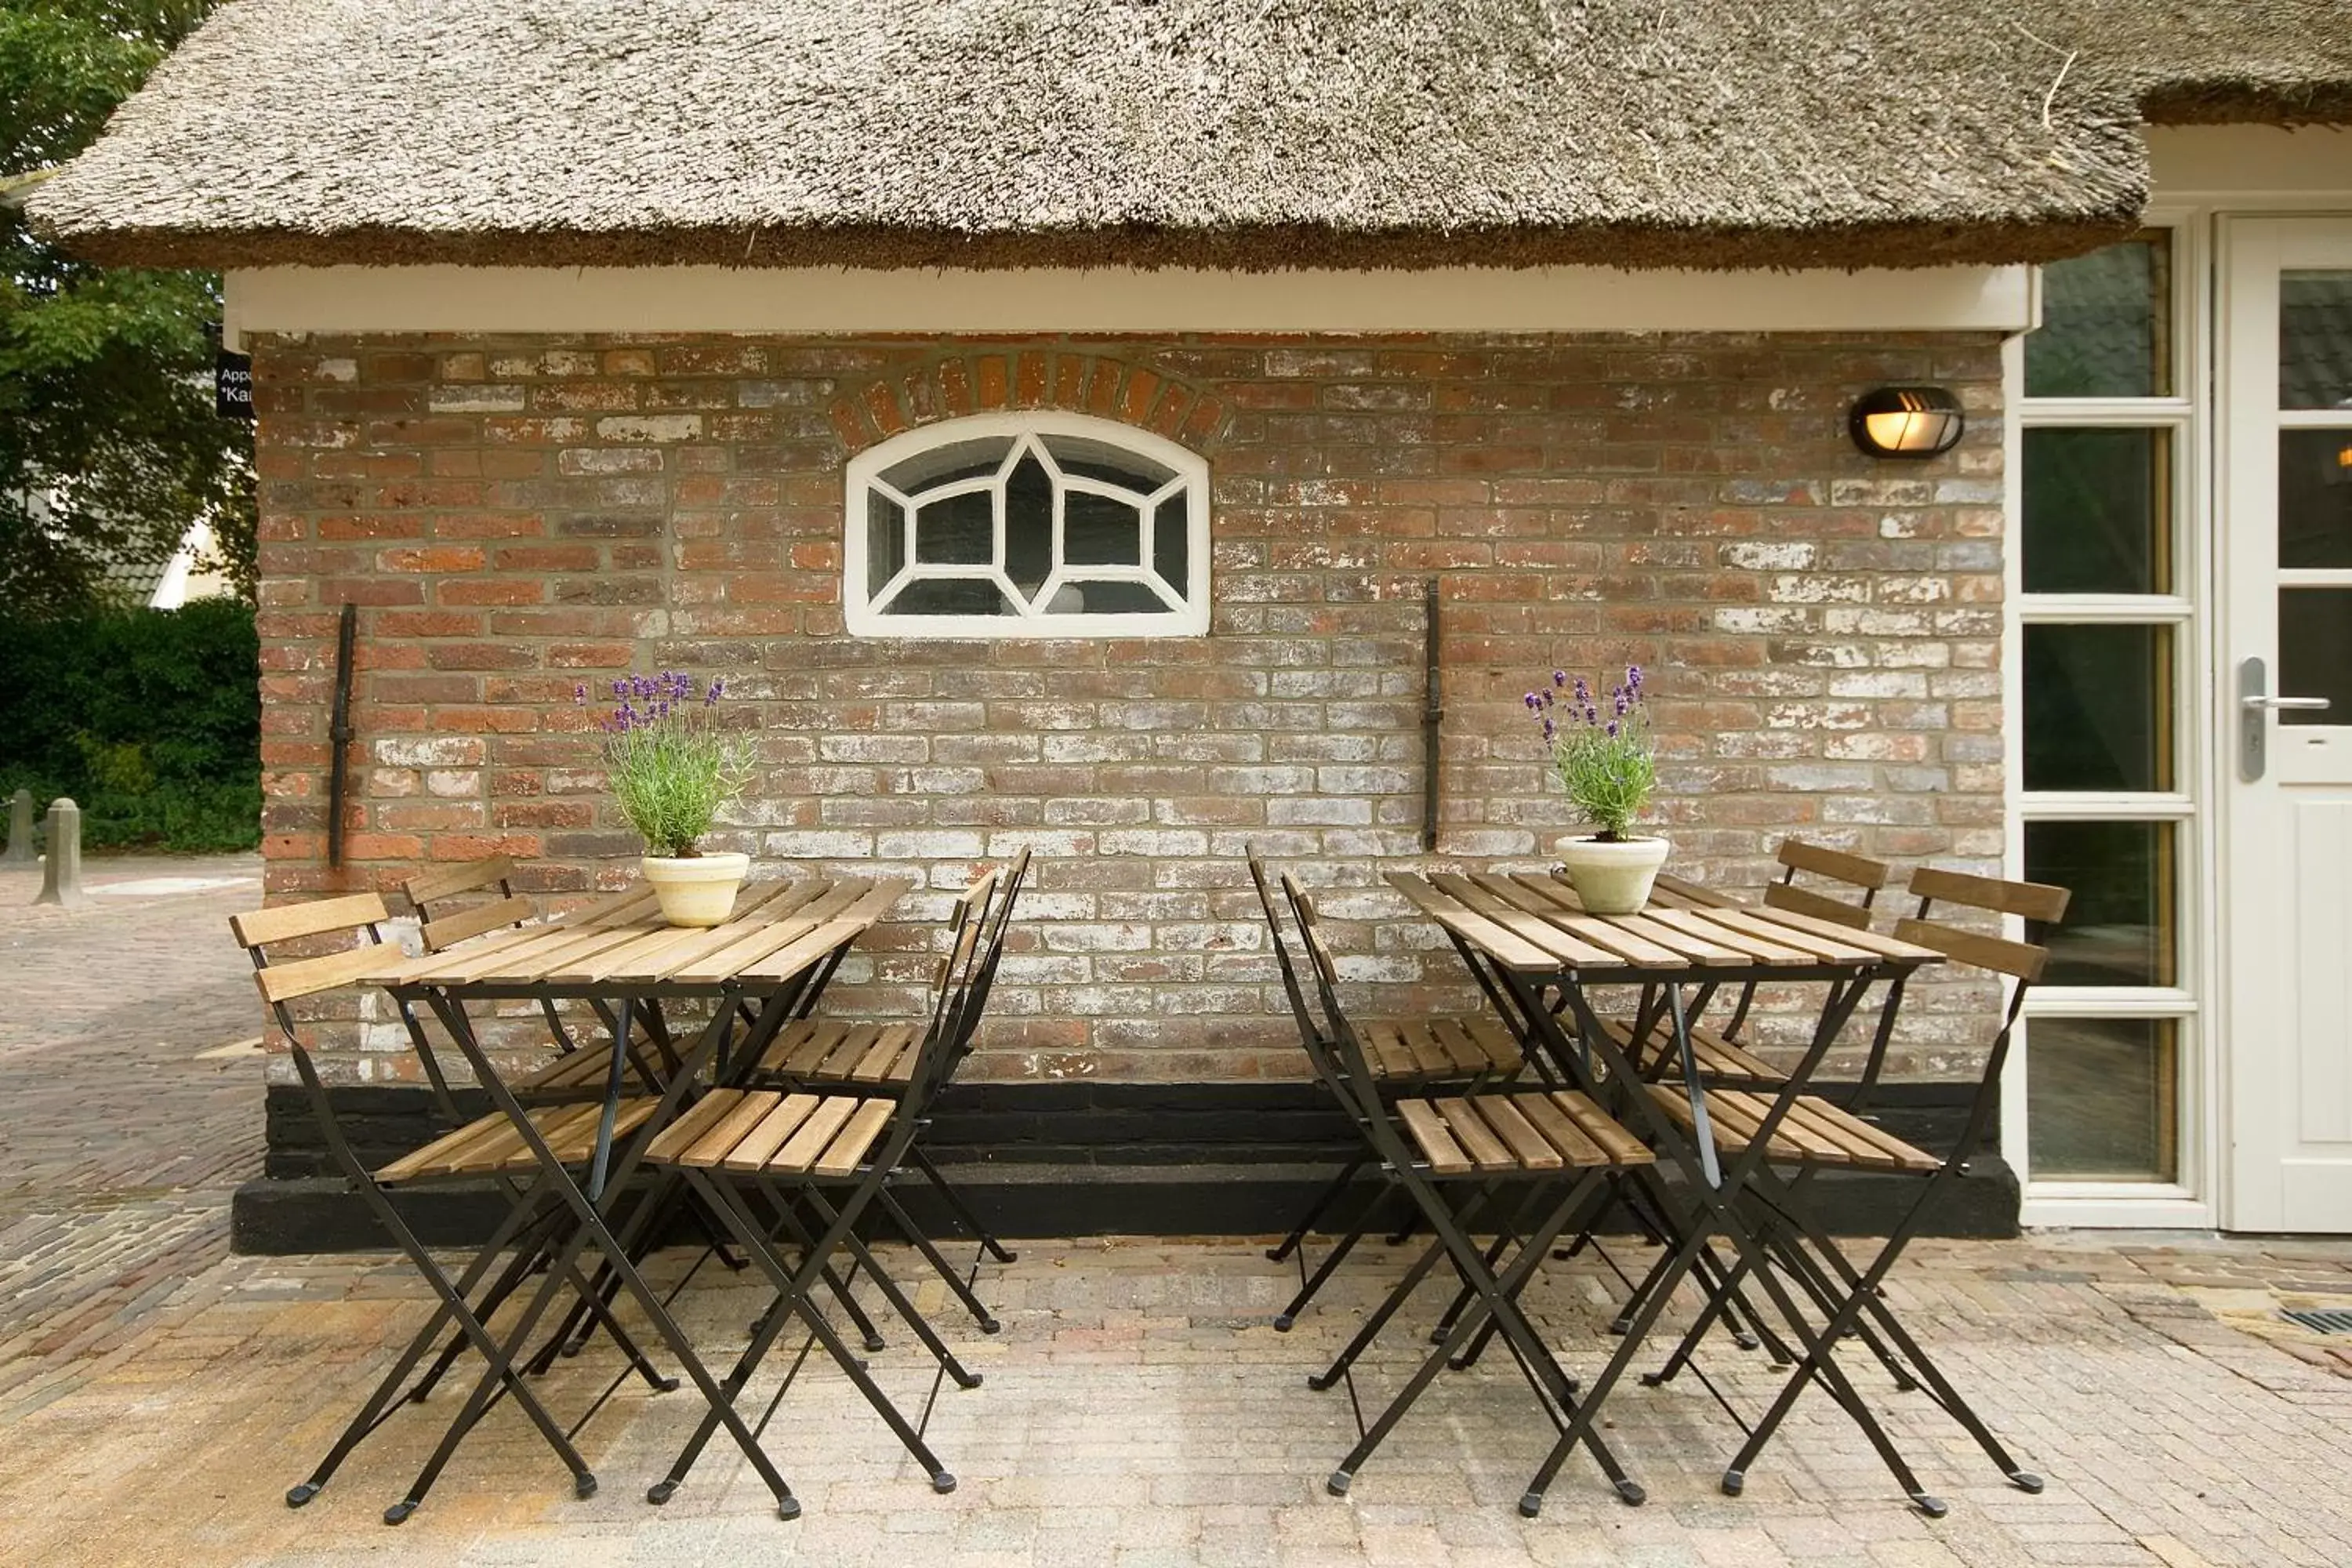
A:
2223;216;2352;1231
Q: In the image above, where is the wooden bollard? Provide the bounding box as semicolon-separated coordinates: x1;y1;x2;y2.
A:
34;797;86;908
2;788;30;865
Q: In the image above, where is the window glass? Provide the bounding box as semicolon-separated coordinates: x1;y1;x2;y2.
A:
2280;271;2352;410
2024;623;2174;792
1065;491;1141;566
914;492;991;565
2024;820;2176;987
2026;1017;2178;1181
886;579;1018;618
2027;236;2172;398
2023;428;2171;594
866;494;903;599
1153;493;1189;591
2278;429;2352;570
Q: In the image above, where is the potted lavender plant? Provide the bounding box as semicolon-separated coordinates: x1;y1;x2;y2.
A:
582;672;754;926
1527;665;1666;914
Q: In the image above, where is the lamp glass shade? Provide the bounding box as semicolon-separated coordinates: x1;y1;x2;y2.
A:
1850;387;1964;458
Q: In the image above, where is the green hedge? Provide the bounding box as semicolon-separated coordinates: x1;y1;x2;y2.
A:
0;600;260;852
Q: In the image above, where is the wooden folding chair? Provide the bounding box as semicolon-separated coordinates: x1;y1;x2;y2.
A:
1244;849;1526;1325
1276;873;1656;1504
635;876;1006;1508
1610;866;2070;1515
741;850;1031;1322
230;893;670;1522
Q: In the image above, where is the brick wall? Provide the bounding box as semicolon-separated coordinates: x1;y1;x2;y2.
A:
250;330;2006;1086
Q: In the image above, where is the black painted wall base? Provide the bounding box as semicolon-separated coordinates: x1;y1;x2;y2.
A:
233;1079;2016;1254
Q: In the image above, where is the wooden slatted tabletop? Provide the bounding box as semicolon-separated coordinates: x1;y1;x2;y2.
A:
1385;869;1942;978
360;875;913;991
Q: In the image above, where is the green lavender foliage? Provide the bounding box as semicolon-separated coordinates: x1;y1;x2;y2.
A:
587;672;753;858
1528;666;1656;841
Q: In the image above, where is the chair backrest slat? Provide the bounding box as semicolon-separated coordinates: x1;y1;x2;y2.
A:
1762;880;1872;931
229;891;390;949
1246;850;1329;1043
1279;875;1344;989
402;855;517;909
419;893;537;953
1890;916;2048;984
1776;837;1891;893
939;848;1031;1062
1907;866;2071;924
253;941;391;1004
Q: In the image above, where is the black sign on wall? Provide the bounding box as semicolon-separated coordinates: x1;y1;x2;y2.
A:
215;349;253;420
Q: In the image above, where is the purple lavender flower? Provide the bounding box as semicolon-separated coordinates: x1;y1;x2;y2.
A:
1552;670;1566;688
1605;720;1619;739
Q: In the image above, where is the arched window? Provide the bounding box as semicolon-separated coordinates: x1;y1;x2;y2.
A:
844;412;1209;638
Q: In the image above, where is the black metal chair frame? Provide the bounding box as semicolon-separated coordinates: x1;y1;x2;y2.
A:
233;895;679;1523
641;877;1008;1508
1245;851;1535;1331
1277;874;1652;1505
739;849;1031;1334
1636;870;2067;1511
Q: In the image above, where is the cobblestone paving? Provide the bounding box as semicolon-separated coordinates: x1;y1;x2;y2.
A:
0;855;267;1418
5;860;2352;1566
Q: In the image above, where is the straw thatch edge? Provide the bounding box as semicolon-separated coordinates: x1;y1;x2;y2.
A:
44;212;2148;276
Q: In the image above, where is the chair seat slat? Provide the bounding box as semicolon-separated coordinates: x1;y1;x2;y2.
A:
1475;1094;1565;1171
773;1096;859;1171
721;1094;822;1171
813;1099;895;1178
1435;1098;1516;1173
645;1090;750;1163
1396;1100;1472;1176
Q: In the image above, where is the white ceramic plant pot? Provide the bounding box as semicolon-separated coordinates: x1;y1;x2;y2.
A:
640;851;750;927
1555;835;1671;915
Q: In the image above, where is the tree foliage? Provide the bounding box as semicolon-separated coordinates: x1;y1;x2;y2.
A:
2;1;254;615
0;597;260;851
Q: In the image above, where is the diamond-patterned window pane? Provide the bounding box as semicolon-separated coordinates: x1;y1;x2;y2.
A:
853;419;1206;636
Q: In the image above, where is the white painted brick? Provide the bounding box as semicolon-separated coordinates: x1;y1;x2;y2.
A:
429;384;527;412
373;737;480;768
595;413;702;442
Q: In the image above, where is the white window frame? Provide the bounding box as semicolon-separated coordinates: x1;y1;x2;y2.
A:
2006;212;2218;1225
843;412;1210;640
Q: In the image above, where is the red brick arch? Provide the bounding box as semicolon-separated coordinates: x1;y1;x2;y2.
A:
829;350;1229;456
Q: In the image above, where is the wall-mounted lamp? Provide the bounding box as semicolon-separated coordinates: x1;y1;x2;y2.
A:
1849;386;1965;459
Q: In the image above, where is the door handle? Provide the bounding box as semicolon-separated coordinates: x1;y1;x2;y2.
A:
2240;656;2332;781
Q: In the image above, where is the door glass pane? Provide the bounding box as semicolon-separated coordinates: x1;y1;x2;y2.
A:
2023;427;2172;593
2280;270;2352;410
2023;623;2175;791
2024;820;2176;987
2279;429;2352;568
2027;1017;2178;1181
2027;235;2171;398
2279;587;2352;727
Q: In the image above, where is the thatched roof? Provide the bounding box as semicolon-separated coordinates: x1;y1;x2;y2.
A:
25;0;2352;274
